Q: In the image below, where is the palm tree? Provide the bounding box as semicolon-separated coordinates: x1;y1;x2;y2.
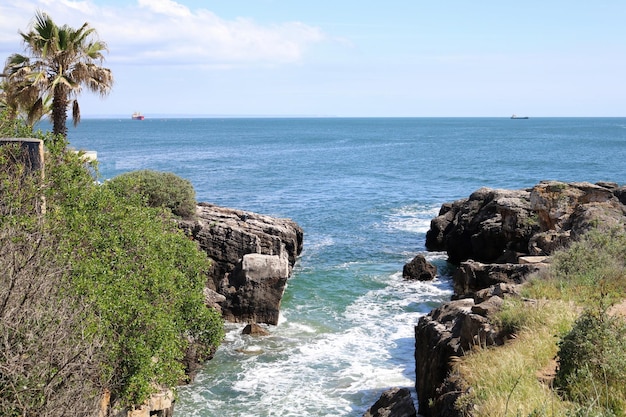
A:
3;11;113;137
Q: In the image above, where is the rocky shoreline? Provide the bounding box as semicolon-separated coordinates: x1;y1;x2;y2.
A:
149;180;625;417
413;180;626;417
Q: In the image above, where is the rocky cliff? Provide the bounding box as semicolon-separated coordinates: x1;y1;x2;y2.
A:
179;202;303;325
415;181;626;416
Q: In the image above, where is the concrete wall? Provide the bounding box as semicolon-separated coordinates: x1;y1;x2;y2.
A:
0;138;45;173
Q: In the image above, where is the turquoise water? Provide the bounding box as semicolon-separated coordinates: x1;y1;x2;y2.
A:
66;117;626;416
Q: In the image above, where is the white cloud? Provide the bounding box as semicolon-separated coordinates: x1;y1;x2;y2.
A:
137;0;191;17
0;0;327;67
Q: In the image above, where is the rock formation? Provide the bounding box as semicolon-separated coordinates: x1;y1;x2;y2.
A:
425;181;626;264
363;387;417;417
179;202;303;325
403;254;437;281
425;187;538;264
415;181;626;416
242;323;270;336
414;296;507;416
102;389;174;417
452;260;544;299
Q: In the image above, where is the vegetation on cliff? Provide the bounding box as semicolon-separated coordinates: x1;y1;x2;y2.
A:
0;112;223;415
454;228;626;416
106;169;197;219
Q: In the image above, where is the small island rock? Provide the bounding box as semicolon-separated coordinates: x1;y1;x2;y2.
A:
402;254;437;281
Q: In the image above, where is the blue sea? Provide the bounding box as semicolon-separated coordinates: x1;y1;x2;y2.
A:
65;117;626;417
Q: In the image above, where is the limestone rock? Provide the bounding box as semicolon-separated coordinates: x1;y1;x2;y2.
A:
471;295;504;317
403;254;437;281
414;298;504;416
242;323;270;336
425;188;538;264
105;389;174;417
363;387;417;417
179;203;303;324
474;283;522;303
426;181;626;262
203;287;226;314
452;260;544;299
219;252;289;324
530;181;616;231
529;181;626;254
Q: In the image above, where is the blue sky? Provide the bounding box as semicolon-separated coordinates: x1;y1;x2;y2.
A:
1;0;625;117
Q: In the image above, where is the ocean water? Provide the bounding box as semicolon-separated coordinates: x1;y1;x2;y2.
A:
65;117;626;416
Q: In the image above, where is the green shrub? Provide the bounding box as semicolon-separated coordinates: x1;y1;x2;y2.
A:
45;152;223;406
0;141;107;417
107;169;197;219
556;309;626;416
0;114;223;409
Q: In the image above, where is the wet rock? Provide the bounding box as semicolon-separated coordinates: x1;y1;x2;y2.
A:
403;254;437;281
363;387;417;417
242;323;270;336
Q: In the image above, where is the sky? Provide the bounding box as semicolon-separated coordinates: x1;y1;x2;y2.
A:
1;0;625;117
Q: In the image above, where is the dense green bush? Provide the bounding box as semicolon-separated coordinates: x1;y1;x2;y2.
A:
46;147;223;406
0;114;224;411
556;309;626;416
106;169;197;219
0;140;105;416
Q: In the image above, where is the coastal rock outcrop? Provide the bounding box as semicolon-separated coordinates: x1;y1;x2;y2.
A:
363;387;417;417
414;296;507;416
415;180;626;416
179;203;303;325
403;254;437;281
426;182;626;265
452;260;544;299
425;188;538;264
103;388;174;417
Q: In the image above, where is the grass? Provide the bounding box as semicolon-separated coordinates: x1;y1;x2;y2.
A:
454;299;578;416
450;228;626;416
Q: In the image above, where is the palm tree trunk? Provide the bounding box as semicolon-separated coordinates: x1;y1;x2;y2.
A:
52;85;68;137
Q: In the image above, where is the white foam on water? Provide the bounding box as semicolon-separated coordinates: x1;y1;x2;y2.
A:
176;260;453;417
380;204;440;234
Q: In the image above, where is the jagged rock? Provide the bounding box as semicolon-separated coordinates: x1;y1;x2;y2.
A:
471;295;504;317
614;186;626;206
474;283;522;303
530;181;617;231
179;203;303;325
529;181;626;254
203;288;226;314
426;181;626;262
363;387;417;417
452;260;544;299
403;254;437;281
431;375;475;417
414;299;504;416
528;230;571;255
105;389;174;417
242;323;270;336
425;188;538;264
417;181;626;416
425;202;458;252
220;252;290;324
